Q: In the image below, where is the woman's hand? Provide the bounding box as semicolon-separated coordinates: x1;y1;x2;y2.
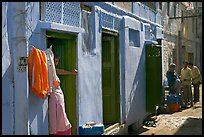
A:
56;68;78;75
70;69;78;75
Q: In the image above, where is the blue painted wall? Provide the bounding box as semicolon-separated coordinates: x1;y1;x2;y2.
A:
2;3;14;134
2;2;48;135
25;2;49;135
122;16;147;128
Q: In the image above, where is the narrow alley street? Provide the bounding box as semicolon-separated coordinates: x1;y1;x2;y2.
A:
135;85;202;135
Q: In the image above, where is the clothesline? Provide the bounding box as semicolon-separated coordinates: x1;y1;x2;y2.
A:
29;44;53;51
27;30;53;50
29;44;35;48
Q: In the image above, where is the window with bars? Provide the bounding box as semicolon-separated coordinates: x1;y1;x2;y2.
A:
40;2;81;27
174;4;177;17
159;2;162;10
145;24;151;40
129;28;140;47
172;48;176;63
167;2;170;16
188;53;194;64
192;17;194;33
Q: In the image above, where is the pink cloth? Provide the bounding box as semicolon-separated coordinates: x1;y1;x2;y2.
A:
48;85;72;134
51;128;72;135
45;48;71;135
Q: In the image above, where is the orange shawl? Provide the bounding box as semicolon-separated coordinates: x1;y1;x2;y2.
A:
27;47;49;98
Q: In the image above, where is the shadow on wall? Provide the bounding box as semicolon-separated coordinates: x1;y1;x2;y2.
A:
29;91;48;135
125;46;146;129
28;23;50;135
2;65;14;135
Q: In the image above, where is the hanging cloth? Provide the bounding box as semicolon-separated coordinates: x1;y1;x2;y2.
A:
44;47;60;94
27;47;49;98
45;47;72;134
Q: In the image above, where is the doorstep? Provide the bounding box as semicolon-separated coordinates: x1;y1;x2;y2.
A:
104;123;124;135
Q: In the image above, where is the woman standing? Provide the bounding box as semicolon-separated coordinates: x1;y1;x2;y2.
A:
45;47;77;135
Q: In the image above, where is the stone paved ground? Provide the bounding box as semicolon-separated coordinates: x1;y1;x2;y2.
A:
136;85;202;135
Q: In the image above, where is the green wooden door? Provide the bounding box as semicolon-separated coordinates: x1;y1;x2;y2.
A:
146;45;162;113
102;33;120;125
46;31;77;134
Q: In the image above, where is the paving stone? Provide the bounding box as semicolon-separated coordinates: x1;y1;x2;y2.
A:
135;85;202;135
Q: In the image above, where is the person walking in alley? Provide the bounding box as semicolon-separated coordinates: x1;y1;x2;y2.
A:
166;63;181;95
180;61;193;107
45;47;77;135
188;62;202;104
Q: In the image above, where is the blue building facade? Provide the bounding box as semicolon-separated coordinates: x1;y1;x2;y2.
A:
2;2;163;135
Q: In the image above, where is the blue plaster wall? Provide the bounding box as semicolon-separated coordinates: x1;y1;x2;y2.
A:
122;16;147;131
90;4;163;133
25;2;49;135
2;2;49;135
77;10;103;125
2;3;14;134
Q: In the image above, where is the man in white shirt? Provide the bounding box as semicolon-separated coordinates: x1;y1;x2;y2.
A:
180;61;193;107
188;63;202;104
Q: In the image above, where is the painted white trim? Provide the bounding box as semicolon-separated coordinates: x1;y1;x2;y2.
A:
39;21;84;33
95;3;163;28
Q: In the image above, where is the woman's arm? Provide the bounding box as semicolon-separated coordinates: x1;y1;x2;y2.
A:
56;68;77;75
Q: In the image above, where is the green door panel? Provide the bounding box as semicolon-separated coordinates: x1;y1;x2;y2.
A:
47;31;77;134
146;45;162;113
102;33;120;125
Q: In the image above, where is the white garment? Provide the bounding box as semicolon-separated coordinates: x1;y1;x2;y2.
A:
44;47;60;94
45;47;71;134
191;65;202;84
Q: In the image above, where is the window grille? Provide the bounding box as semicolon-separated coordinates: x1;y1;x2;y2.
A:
101;12;122;31
45;2;62;24
63;2;80;27
101;12;114;30
144;24;151;40
43;2;80;27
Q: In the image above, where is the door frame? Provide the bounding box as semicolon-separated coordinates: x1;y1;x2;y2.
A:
46;30;78;134
101;29;121;127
